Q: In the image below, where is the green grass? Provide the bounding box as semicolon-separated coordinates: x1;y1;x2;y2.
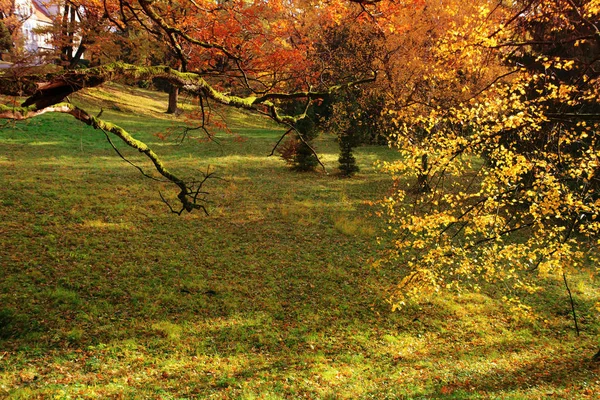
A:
1;84;599;398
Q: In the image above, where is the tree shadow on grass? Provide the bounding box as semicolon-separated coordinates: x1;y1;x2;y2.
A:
2;130;599;397
419;352;600;398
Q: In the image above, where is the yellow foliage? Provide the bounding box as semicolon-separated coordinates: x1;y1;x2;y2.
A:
375;0;599;308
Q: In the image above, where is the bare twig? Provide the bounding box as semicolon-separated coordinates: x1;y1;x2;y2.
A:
101;128;167;182
269;127;294;156
563;272;580;336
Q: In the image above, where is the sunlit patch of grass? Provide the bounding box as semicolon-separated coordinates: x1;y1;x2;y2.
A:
81;219;133;230
151;321;183;340
333;215;376;237
79;84;174;117
27;141;62;146
279;200;319;226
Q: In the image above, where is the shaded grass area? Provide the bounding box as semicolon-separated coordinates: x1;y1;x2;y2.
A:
1;85;599;398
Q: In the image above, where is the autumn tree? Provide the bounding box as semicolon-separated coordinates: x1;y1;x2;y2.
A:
312;23;382;175
0;19;10;58
375;0;600;328
306;1;500;178
0;0;29;61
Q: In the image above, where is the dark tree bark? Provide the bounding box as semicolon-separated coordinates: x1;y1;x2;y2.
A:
68;39;86;69
416;153;430;193
166;84;179;114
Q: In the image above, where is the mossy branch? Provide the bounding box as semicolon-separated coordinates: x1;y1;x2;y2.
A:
0;103;208;214
1;62;375;124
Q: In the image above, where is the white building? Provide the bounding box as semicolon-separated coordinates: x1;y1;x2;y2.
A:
14;0;54;55
9;0;82;65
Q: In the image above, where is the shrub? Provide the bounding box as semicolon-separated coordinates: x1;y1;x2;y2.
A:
338;131;359;176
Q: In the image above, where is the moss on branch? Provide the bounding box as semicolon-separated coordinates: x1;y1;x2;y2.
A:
0;102;205;213
1;62;374;125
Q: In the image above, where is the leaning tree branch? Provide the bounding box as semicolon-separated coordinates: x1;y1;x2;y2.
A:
101;129;167;183
0;102;208;213
0;103;73;119
1;62;375;123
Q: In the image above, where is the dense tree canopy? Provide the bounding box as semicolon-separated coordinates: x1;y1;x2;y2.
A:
375;0;600;312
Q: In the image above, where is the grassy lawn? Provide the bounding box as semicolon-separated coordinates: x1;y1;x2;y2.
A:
1;85;599;398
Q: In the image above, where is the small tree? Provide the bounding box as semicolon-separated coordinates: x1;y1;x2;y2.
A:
276;99;324;172
291;117;319;172
338;130;359;176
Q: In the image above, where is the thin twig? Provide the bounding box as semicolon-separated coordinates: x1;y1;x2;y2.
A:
563;272;580;336
101;129;167;182
269;127;294;156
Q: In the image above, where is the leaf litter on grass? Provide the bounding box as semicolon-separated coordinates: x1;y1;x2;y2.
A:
0;85;599;399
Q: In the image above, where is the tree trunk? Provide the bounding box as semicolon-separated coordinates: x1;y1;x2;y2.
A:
416;153;430;193
68;39;86;69
166;85;179;114
60;4;72;63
